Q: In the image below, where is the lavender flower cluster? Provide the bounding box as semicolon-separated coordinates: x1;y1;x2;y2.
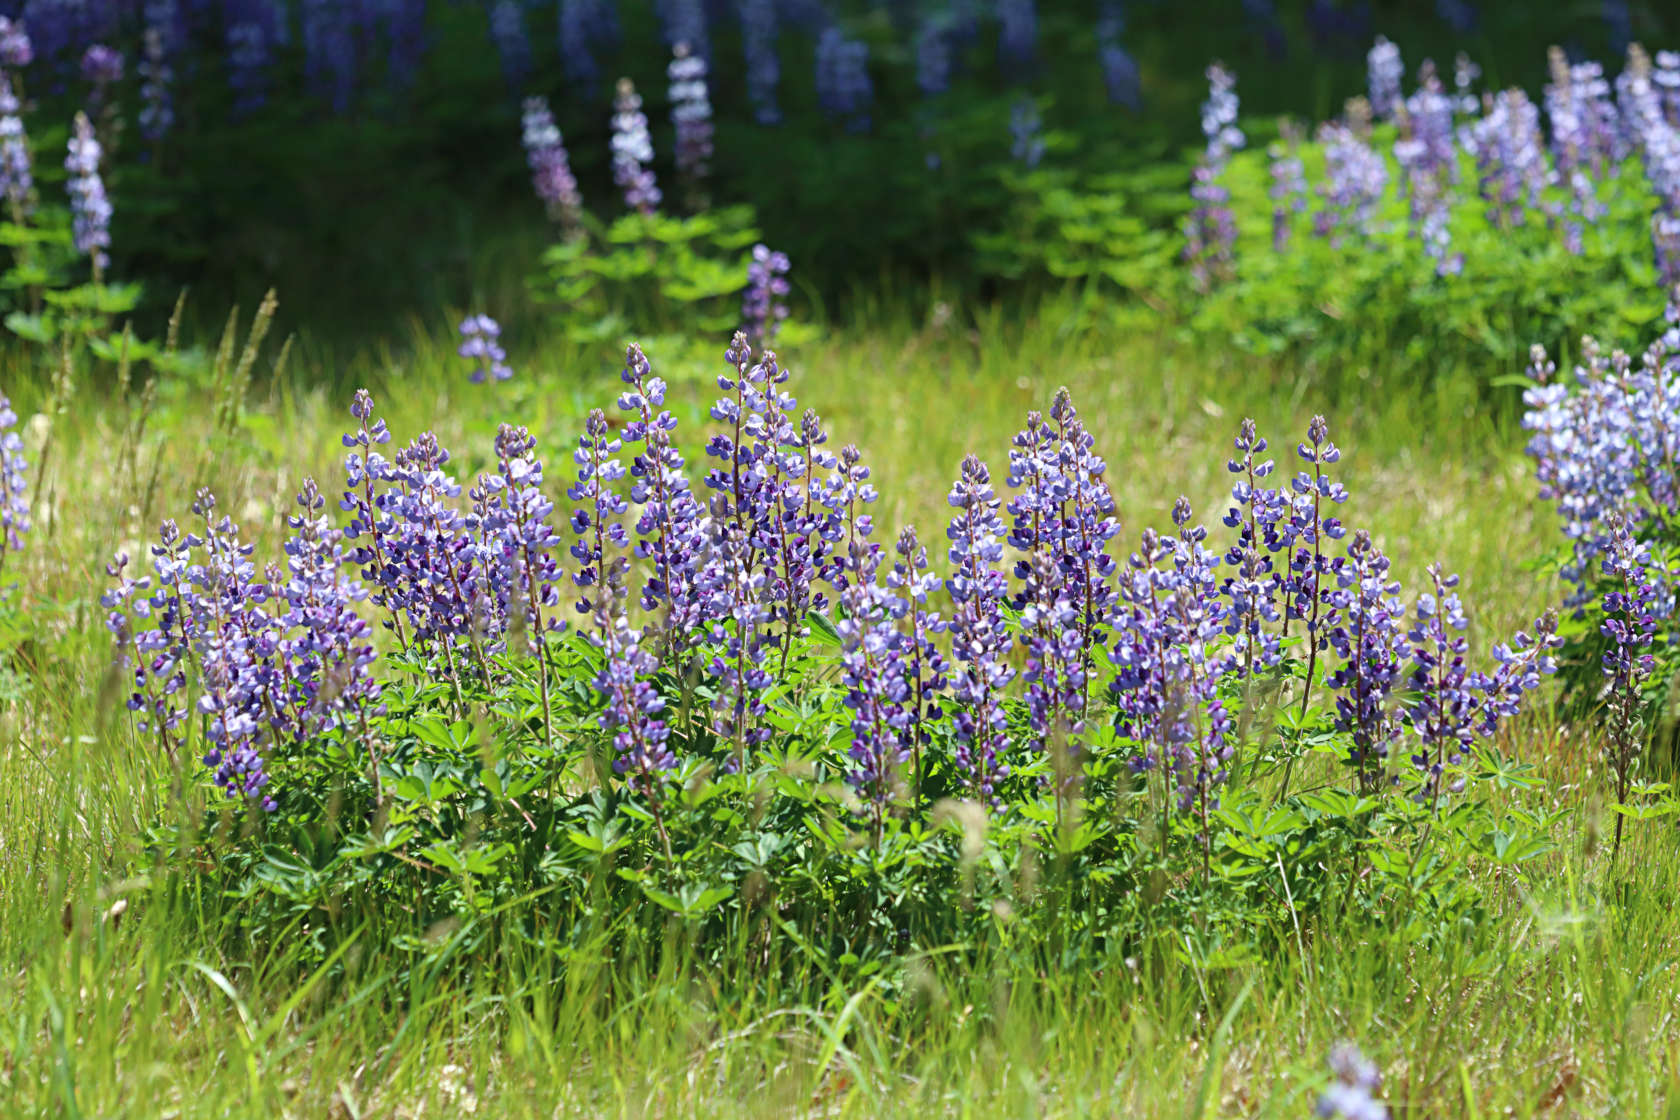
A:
112;334;1554;827
1523;299;1680;614
1205;35;1680;289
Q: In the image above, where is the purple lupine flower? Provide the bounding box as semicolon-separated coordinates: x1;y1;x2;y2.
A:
385;431;493;668
522;96;583;237
568;408;630;645
1009;97;1045;167
458;314;512;384
489;0;530;90
741;243;790;348
1461;88;1553;233
1544;63;1615;257
1019;549;1086;766
815;27;872;133
138;25;173;142
276;479;382;745
338;389;412;648
1393;62;1461;276
80;43;122;86
0;394;27;581
103;518;199;753
702;493;771;770
1522;317;1680;614
1109;499;1234;834
823;440;880;601
0;76;32;218
1367;35;1403;121
1658;50;1680;125
1314;118;1388;245
725;341;831;666
187;490;280;812
1451;52;1480;117
738;0;779;124
835;486;908;837
1281;416;1348;714
887;525;947;793
1222;418;1287;675
946;454;1014;804
1268;120;1308;251
996;0;1035;76
0;17;33;68
618;343;707;647
1404;564;1484;805
611;77;661;215
65;111;110;276
595;610;676;787
1481;608;1560;733
1046;389;1121;670
1323;530;1406;793
481;423;567;656
1185;63;1243;291
668;42;713;208
1005;392;1119;736
1317;1043;1388;1120
1600;519;1661;858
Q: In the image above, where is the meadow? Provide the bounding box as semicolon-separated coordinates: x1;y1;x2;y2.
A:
3;2;1680;1118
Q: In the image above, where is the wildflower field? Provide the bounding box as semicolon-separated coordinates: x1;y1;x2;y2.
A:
3;1;1680;1117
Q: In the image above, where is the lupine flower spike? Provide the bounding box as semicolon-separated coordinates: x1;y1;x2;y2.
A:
458;315;512;384
66;112;111;279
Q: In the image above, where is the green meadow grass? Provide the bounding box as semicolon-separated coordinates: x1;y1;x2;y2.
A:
1;295;1676;1118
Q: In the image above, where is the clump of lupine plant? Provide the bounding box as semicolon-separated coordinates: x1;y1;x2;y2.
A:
610;77;660;215
668;41;713;211
0;393;27;584
740;243;789;348
65;111;110;279
522;96;583;239
1185;62;1243;291
1317;1043;1388;1120
457;314;512;384
1523;310;1680;613
103;331;1563;942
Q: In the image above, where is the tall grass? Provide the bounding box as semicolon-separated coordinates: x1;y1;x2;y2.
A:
0;294;1671;1117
